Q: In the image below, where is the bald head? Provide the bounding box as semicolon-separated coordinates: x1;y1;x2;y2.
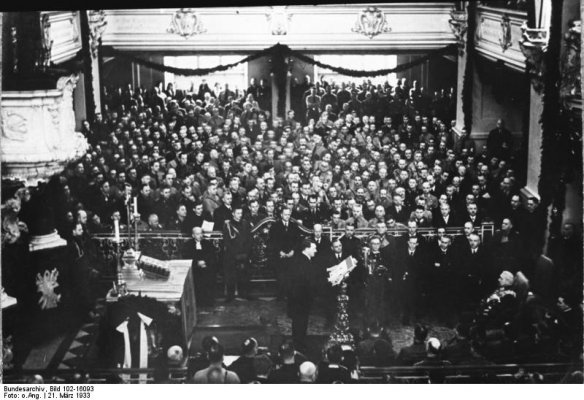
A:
192;227;203;240
299;361;317;383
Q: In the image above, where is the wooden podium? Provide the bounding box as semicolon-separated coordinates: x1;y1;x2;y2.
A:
120;259;197;349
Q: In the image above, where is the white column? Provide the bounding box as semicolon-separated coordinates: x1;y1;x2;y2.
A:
270;73;277;120
90;52;102;114
521;85;544;200
285;72;291;116
454;50;467;133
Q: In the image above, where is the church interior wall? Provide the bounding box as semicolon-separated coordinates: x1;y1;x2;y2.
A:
471;57;529;151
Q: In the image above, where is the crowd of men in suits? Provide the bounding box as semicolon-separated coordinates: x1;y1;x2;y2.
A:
2;74;582;361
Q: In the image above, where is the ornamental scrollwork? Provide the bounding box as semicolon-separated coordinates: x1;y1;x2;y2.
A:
88;10;107;58
449;9;468;55
266;6;292;36
499;14;512;52
167;9;206;39
519;21;548;94
351;6;391;39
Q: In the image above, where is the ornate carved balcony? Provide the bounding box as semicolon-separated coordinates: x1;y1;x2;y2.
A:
475;4;528;71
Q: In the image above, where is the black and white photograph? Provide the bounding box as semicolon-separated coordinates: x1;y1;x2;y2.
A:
1;1;583;387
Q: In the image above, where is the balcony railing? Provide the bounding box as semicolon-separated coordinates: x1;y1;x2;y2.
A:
90;221;496;275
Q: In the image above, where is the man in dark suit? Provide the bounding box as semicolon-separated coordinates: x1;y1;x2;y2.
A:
397;324;429;365
189;202;213;229
454;233;489;312
460;202;484;226
213;191;234;229
487;119;513;160
93;180;116;222
183;227;217;307
395;236;427;325
364;236;393;326
489;218;523;280
433;203;459;228
287;239;318;352
137;183;155;223
399;220;426;252
222;207;253;302
243;199;266;228
268;207;302;300
154;186;176;228
387;194;409;224
301;196;327;229
339;224;362;259
428;235;456;320
311;223;331;256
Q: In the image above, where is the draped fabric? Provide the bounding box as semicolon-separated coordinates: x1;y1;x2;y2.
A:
101;46;272;77
462;2;476;131
101;43;457;78
288;44;457;78
538;0;565;252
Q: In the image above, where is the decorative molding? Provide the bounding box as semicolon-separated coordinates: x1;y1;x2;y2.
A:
41;12;83;65
449;9;468;55
88;10;107;58
102;6;455;51
38;13;53;70
351;6;391;39
474;6;527;71
167;8;206;39
29;230;67;252
519;21;548;94
499;14;512;51
266;6;292;36
1;111;28;141
475;16;485;41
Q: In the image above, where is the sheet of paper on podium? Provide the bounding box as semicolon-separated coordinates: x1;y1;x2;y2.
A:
327;256;356;286
202;220;214;233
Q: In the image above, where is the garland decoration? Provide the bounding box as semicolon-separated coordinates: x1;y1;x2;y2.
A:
101;43;457;78
538;0;563;208
288;44;457;78
462;2;476;132
80;10;96;123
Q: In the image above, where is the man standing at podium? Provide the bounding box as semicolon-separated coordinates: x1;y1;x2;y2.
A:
287;239;317;352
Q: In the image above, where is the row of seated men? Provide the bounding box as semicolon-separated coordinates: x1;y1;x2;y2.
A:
181;299;582;385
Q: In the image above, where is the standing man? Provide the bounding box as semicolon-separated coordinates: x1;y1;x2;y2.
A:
287;239;317;352
222;206;253;302
487;119;513;160
183;227;217;307
396;237;426;325
364;236;393;327
268;207;302;300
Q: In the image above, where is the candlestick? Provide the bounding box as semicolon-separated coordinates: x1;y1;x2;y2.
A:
114;219;120;243
133;196;138;215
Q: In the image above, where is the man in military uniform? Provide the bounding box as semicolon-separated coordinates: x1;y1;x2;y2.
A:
222;206;253;302
364;236;393;327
